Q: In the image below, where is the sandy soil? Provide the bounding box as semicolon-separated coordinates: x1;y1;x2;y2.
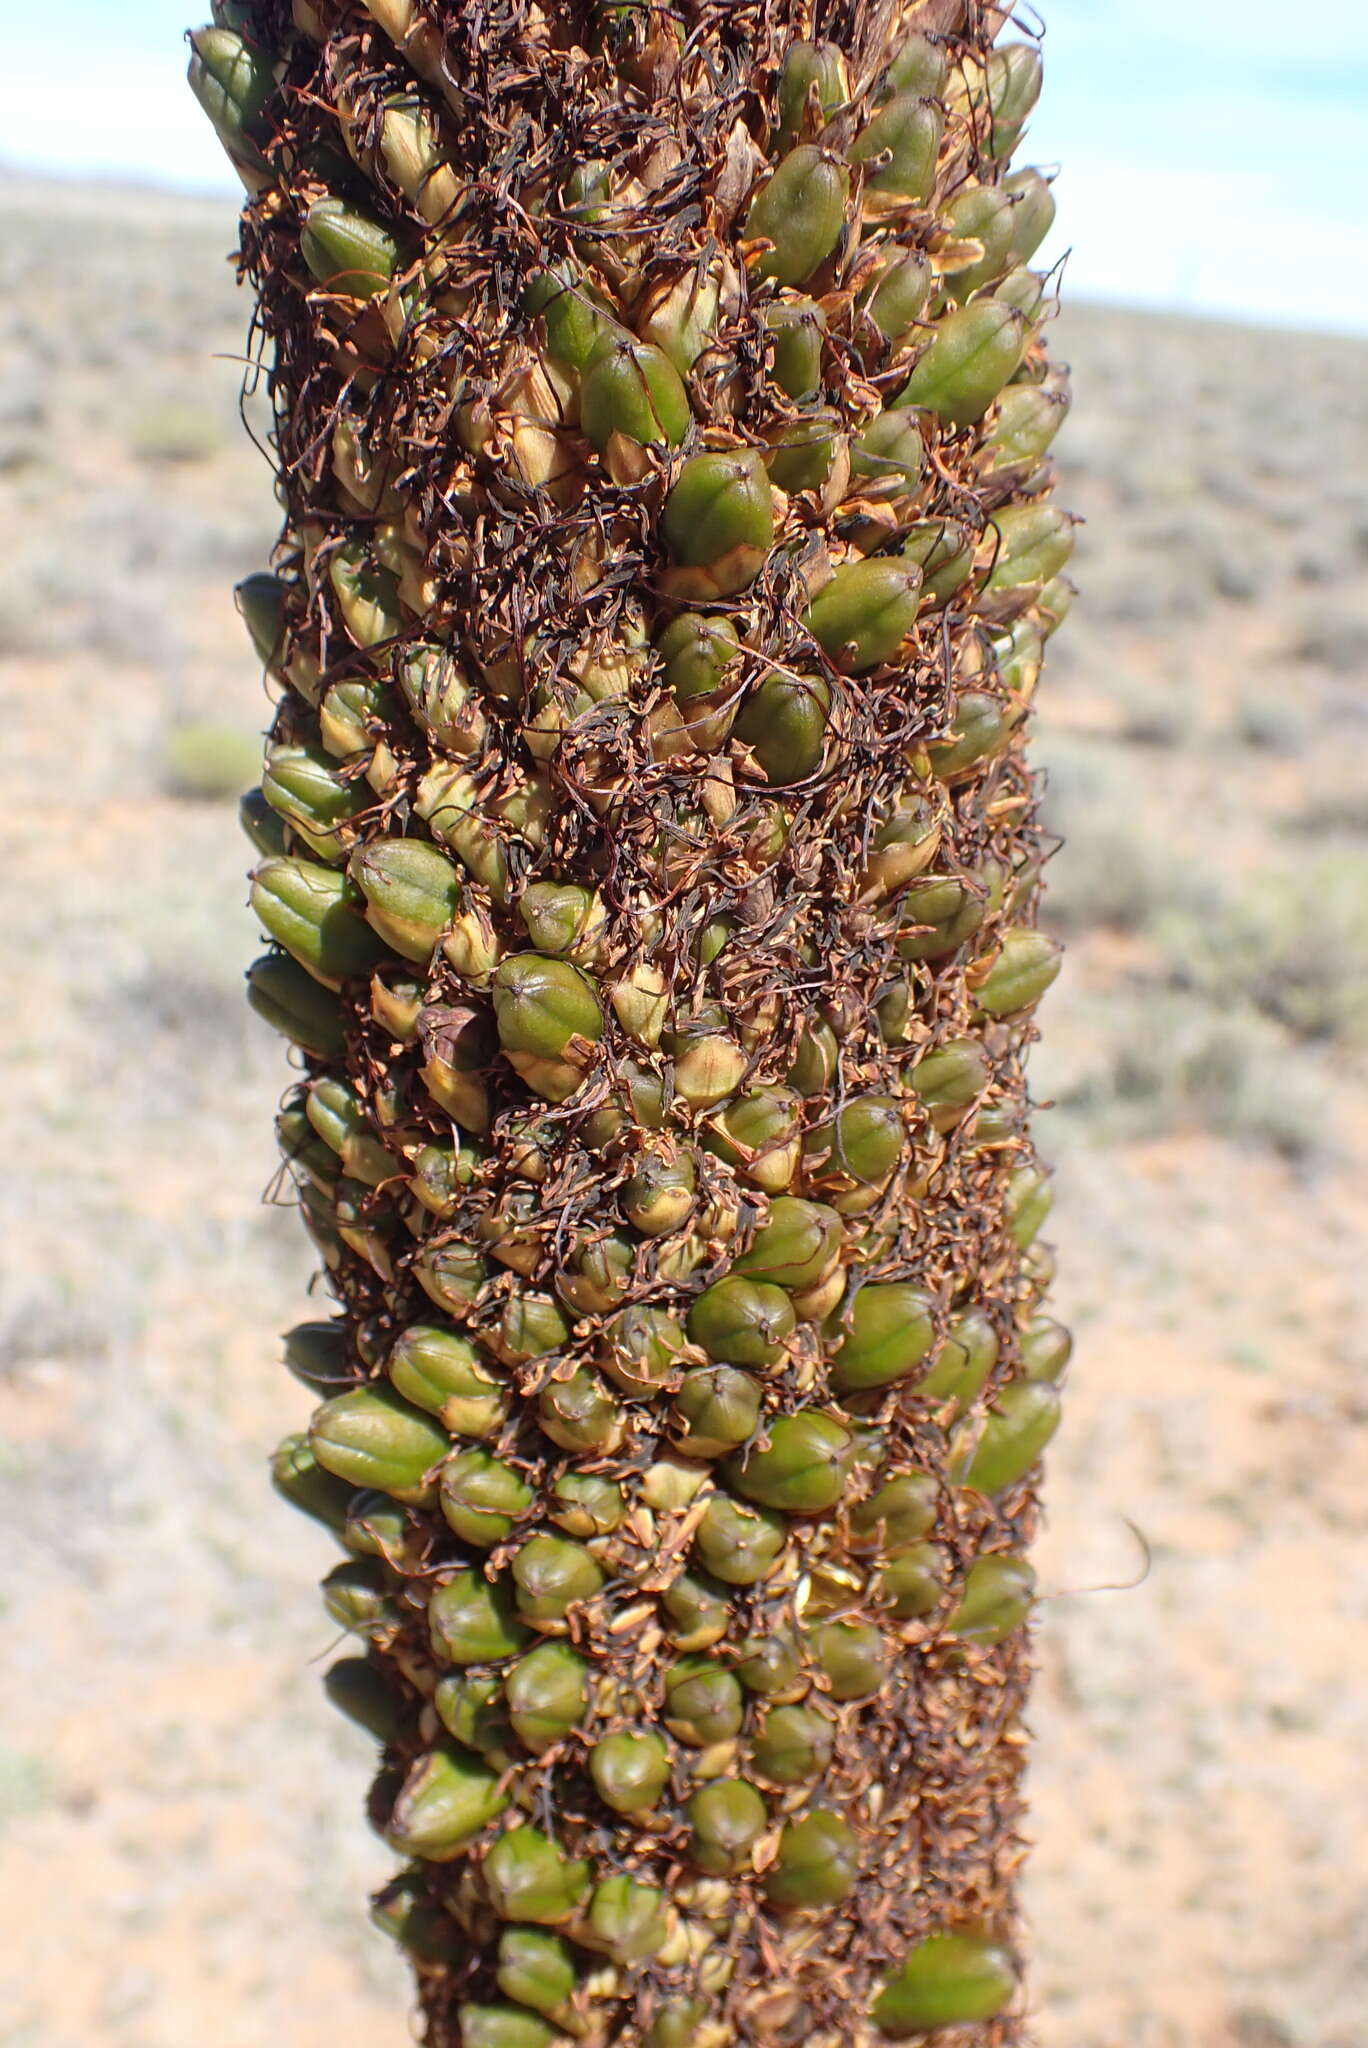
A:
1;174;1365;2047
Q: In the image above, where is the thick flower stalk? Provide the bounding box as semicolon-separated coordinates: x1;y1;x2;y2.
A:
192;0;1074;2040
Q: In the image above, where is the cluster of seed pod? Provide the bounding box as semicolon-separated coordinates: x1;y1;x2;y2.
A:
193;0;1074;2040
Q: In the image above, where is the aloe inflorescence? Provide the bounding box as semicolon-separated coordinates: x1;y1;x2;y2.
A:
193;0;1074;2039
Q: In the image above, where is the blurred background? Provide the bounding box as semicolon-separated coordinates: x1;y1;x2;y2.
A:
2;5;1366;2046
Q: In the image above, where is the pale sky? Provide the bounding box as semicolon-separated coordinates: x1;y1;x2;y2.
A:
6;0;1368;333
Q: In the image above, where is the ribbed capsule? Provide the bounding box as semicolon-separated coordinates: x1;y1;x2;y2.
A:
745;146;850;286
853;93;944;201
895;302;1027;426
662;449;775;599
873;1930;1018;2034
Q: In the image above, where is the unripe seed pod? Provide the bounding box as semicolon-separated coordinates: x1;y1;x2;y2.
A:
408;1133;483;1219
1021;1314;1072;1383
974;927;1062;1017
342;1489;410;1559
764;1809;859;1909
555;1233;634;1316
241;787;289;860
764;408;844;495
733;1632;803;1695
812;1619;889;1699
537;1371;624;1454
321;1558;397;1638
853;93;944;201
926;691;1017;781
735;1196;845;1291
497;1926;578;2019
828;1283;935;1394
687;1778;768;1874
671;1366;764;1458
918;1306;1000;1408
665;1656;746;1743
909;1038;991;1130
590;1729;672;1814
850;1471;938;1549
884;31;948;98
873;1929;1018;2035
745;145;850;287
513;1534;606;1624
952;1381;1061;1496
319;675;388;757
775;40;848;145
302;196;402;300
549;1471;625;1536
724;1411;852;1512
251;857;387;989
600;1304;692;1397
879;1542;946;1619
902;515;977;604
483;1826;592;1925
309;1384;449;1505
385;1743;508;1861
765;298;827;400
863;247;934;345
622;1147;697;1236
458;2004;556;2048
581;332;691;452
429;1568;530;1664
371;1869;463;1964
735;669;832;782
389;1326;507;1437
704;1088;802;1193
859;792;942;901
751;1702;835;1784
584;1873;670;1965
262;744;371;863
692;1495;787;1586
979;43;1044;159
945;1555;1036;1645
187;26;274;179
803;1095;904;1201
667;1025;748;1111
895;874;986;963
517;881;607;961
662;449;775;599
1004;166;1057;265
941;184;1019;302
895;302;1027;426
493;952;604;1064
271;1432;356;1531
523;262;616;370
349;839;461;962
985;382;1070;470
850;407;925;496
1005;1163;1053;1247
788;1020;840;1095
802;557;922;673
440;1449;534;1546
505;1640;590;1753
283;1319;351;1395
646;2000;712;2048
433;1671;509;1757
323;1656;405;1743
689;1276;797;1369
662;1568;732;1648
986;504;1076;592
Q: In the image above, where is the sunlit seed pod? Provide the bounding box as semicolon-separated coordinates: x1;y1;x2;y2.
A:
306;1078;392;1185
909;1039;991;1132
555;1233;634;1316
764;1809;859;1909
589;1729;672;1815
496;1925;579;2020
926;691;1018;781
918;1306;1000;1409
894;874;985;964
667;1028;749;1111
974;927;1062;1017
516;882;607;965
512;1535;606;1627
662;449;775;600
862;247;935;347
803;1096;904;1198
186;27;275;184
849;1471;939;1550
328;540;404;649
395;643;487;755
483;1826;593;1926
687;1779;768;1875
385;1743;509;1863
323;1656;405;1742
853;93;944;202
661;1568;733;1649
883;29;947;97
637;254;732;375
302;193;404;302
261;744;371;864
581;332;692;453
1022;1239;1058;1293
348;839;461;963
412;1241;492;1320
457;2003;557;2048
952;1381;1062;1497
318;675;388;759
735;669;832;784
724;1411;851;1513
895;302;1027;427
811;1620;890;1700
505;1640;590;1755
849;407;925;498
342;1488;411;1559
763;408;845;496
276;1096;341;1188
787;1020;840;1096
271;1432;357;1531
283;1319;351;1396
408;1134;482;1220
986;504;1076;592
775;39;848;145
878;1542;946;1619
622;1147;698;1236
745;145;850;287
322;1558;397;1638
1001;167;1057;269
523;262;618;372
702;1089;801;1194
750;1702;834;1786
765;298;827;401
671;1365;764;1459
586;1874;671;1966
250;857;388;990
536;1370;625;1455
859;792;942;901
432;1670;510;1759
945;1555;1036;1646
688;1276;797;1369
543;1474;623;1542
872;1928;1018;2036
1020;1314;1072;1383
826;1283;935;1396
994;265;1049;328
940;184;1019;302
664;1656;747;1745
985;383;1069;473
493;953;604;1068
388;1326;505;1438
368;962;424;1043
601;1305;692;1397
693;1493;788;1587
802;557;921;674
429;1567;530;1665
488;1293;571;1365
1004;1163;1052;1248
656;608;741;754
735;1197;845;1293
309;1384;448;1506
900;515;976;605
439;1450;534;1547
731;1631;803;1698
967;41;1045;159
645;1999;714;2048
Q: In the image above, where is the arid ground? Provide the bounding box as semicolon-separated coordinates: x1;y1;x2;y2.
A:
2;173;1366;2047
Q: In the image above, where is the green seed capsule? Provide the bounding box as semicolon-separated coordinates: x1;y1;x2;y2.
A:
601;1305;692;1398
850;1471;939;1549
895;302;1027;427
788;1020;840;1095
745;145;850;287
271;1432;356;1531
986;504;1076;591
429;1568;530;1664
662;448;775;600
853;93;944;201
385;1742;508;1861
925;691;1016;781
523;262;616;371
985;383;1069;472
301;196;401;300
587;1874;670;1964
240;787;289;860
828;1283;935;1395
187;26;274;177
661;1569;732;1648
850;407;925;495
342;1489;411;1559
439;1450;534;1548
664;1656;746;1744
235;570;288;670
752;1703;835;1784
318;674;389;757
941;184;1019;302
493;952;604;1059
812;1619;889;1700
693;1494;788;1585
945;1555;1036;1646
873;1928;1018;2035
735;669;832;783
804;1096;904;1201
388;1326;506;1438
536;1371;624;1455
909;1038;991;1131
555;1233;634;1317
974;928;1062;1017
646;2001;711;2048
863;247;934;344
1037;574;1076;635
775;40;848;144
262;744;371;863
283;1319;352;1395
687;1778;768;1874
309;1385;449;1505
953;1381;1061;1496
901;515;977;604
919;1306;1000;1408
496;1926;578;2019
251;857;387;989
322;1657;404;1743
548;1472;625;1537
433;1672;509;1757
306;1078;392;1185
724;1411;852;1513
1004;166;1057;264
349;840;461;963
505;1641;589;1754
895;876;985;963
371;1869;462;1963
733;1632;802;1695
512;1535;605;1627
590;1729;672;1814
622;1149;697;1237
688;1277;796;1370
704;1088;802;1193
1021;1314;1072;1383
490;1293;571;1366
484;1826;592;1926
983;42;1044;158
802;557;922;673
879;1542;945;1619
765;298;827;401
735;1196;845;1292
1005;1164;1052;1248
321;1558;397;1638
457;2005;556;2048
764;408;844;495
672;1365;764;1458
765;1808;859;1909
581;333;691;452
